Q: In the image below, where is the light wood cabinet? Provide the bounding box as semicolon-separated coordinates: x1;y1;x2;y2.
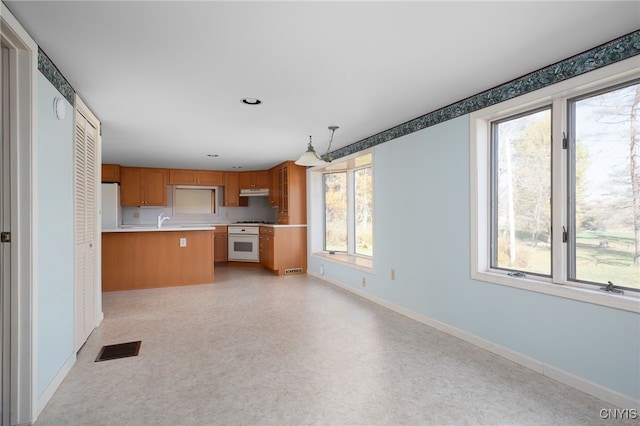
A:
102;230;214;291
223;172;248;207
240;170;270;189
101;164;121;183
169;169;223;186
259;227;275;269
120;167;168;206
269;167;278;207
213;226;228;262
273;161;306;224
259;226;306;275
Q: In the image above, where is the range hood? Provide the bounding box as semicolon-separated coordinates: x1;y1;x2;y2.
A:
239;188;269;197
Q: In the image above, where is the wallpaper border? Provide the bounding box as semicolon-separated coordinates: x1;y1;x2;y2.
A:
38;47;75;106
327;30;640;161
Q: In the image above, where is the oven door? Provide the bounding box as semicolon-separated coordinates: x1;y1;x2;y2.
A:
228;234;259;262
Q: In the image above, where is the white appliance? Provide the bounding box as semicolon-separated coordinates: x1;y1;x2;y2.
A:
228;226;259;262
101;182;122;229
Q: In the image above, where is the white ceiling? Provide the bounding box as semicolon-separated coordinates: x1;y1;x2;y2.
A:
5;1;640;171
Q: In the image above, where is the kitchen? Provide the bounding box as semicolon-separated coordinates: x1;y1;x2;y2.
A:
100;162;308;291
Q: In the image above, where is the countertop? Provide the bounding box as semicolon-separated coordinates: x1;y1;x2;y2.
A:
102;225;217;233
102;223;307;233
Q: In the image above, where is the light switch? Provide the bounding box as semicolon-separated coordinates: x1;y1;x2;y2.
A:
180;238;187;247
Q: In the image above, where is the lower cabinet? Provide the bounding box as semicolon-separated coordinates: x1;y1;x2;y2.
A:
259;226;306;275
214;226;228;262
102;230;215;291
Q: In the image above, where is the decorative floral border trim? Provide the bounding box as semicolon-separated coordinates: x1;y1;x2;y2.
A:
327;30;640;161
38;48;75;106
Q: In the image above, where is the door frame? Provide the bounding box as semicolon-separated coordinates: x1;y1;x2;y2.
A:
1;4;37;424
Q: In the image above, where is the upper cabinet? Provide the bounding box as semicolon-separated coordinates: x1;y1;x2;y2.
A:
101;164;121;183
273;161;306;224
223;172;248;207
269;168;278;207
239;171;270;190
169;169;223;186
120;167;168;206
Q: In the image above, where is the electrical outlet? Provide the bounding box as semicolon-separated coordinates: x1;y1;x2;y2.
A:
133;212;139;219
362;277;366;287
320;264;324;275
180;238;187;247
391;269;396;280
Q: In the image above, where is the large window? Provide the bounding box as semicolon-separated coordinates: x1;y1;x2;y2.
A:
569;83;640;289
472;64;639;310
492;108;552;277
322;153;373;258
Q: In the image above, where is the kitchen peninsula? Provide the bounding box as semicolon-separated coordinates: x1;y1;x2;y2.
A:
102;226;216;291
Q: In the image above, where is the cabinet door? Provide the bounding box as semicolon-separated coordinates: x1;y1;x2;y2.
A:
255;171;270;188
120;167;143;206
266;235;275;269
198;170;223;185
169;169;197;185
269;167;278;206
101;164;120;183
224;172;241;206
240;171;270;189
239;172;254;190
277;165;289;223
214;232;228;262
143;168;168;206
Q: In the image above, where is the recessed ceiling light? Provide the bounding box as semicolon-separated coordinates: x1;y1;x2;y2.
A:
207;154;219;157
241;98;262;105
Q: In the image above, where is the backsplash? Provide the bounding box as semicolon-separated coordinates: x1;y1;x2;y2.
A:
121;187;277;226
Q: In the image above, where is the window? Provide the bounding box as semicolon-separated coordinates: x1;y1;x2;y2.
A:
354;167;373;256
492;107;552;277
173;186;218;216
324;172;347;252
472;63;639;311
569;83;639;289
322;153;373;258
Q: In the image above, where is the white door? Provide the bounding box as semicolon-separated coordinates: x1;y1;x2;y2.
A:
74;107;98;351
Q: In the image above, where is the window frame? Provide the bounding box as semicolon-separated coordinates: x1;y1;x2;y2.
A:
321;162;373;259
470;58;640;313
322;171;348;253
489;105;553;278
311;150;374;270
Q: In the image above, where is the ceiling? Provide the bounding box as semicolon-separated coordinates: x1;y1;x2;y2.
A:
5;1;640;171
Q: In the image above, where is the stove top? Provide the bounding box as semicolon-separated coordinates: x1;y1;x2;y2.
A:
234;221;275;224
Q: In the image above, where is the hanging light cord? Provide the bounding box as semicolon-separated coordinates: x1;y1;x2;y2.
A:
323;126;339;161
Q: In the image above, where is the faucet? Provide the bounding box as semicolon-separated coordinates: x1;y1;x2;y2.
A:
157;213;171;228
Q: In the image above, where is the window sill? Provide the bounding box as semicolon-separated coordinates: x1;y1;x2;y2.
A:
472;270;639;313
312;252;374;272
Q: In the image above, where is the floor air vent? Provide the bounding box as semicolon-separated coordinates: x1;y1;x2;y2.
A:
95;341;141;362
284;268;303;275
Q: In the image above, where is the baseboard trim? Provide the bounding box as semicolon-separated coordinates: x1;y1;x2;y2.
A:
36;353;76;418
308;271;639;410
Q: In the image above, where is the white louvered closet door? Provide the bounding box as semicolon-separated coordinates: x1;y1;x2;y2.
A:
74;108;97;351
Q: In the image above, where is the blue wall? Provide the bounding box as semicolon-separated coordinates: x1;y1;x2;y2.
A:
37;74;75;396
309;115;640;401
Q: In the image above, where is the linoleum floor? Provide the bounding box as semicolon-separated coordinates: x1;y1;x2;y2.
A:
33;265;632;426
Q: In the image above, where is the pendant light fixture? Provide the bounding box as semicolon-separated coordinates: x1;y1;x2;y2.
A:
295;126;339;167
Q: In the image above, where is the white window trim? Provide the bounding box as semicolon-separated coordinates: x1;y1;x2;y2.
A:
309;149;374;268
470;57;640;313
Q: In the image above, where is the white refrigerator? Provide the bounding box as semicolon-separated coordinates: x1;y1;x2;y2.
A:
101;182;121;229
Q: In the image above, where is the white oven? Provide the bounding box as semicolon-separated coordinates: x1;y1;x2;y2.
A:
228;226;260;262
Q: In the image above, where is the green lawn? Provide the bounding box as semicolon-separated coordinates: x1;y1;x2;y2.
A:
504;230;638;290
